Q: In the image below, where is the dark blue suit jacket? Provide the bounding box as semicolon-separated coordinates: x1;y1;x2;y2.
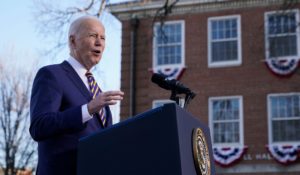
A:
30;61;112;175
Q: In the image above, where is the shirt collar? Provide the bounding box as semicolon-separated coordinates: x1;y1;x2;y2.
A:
67;56;88;78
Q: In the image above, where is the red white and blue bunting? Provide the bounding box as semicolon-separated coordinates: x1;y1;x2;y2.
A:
151;66;185;80
265;58;299;76
213;146;248;167
267;144;300;165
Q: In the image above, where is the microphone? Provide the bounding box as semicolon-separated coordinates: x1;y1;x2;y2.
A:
151;73;192;94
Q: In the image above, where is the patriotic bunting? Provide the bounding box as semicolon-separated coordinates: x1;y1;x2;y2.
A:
213;146;248;167
152;65;185;80
267;144;300;165
265;58;299;76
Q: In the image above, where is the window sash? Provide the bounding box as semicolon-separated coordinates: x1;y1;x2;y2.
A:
210;18;238;61
213;121;240;143
157;45;181;65
208;15;241;67
265;10;299;59
210;97;242;145
268;34;297;58
272;119;300;142
211;40;238;62
270;95;300;118
267;13;297;35
154;22;183;67
269;94;300;143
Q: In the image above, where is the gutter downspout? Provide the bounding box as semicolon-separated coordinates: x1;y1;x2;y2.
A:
129;16;139;117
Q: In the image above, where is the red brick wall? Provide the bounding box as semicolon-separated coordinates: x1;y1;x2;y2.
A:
119;3;300;174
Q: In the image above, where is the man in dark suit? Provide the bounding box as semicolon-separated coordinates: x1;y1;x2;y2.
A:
30;16;124;175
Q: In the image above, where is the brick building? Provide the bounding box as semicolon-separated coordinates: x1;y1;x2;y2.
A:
109;0;300;174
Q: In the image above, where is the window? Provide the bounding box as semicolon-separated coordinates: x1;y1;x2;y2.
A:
265;10;300;60
268;93;300;144
152;99;175;109
153;21;185;68
208;15;242;67
209;96;244;146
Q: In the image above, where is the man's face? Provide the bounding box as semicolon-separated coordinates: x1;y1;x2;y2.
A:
71;19;105;70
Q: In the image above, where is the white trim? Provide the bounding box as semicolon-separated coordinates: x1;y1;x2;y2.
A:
209;96;244;147
152;20;185;69
207;15;242;68
152;99;175;109
267;92;300;145
264;9;300;61
109;0;230;13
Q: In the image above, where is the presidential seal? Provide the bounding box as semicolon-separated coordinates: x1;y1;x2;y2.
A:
192;128;211;175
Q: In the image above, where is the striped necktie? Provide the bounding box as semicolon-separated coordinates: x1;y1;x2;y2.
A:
85;71;107;127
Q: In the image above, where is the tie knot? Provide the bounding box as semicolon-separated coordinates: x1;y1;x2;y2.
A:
85;71;93;78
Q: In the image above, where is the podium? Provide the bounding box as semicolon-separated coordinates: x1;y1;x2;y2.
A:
77;104;215;175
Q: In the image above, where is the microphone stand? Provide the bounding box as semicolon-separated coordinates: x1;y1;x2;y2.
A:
170;89;196;109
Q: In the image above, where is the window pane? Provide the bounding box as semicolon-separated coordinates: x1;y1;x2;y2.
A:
287;97;292;117
269;35;297;57
271;94;300;143
268;13;296;35
272;119;300;142
155;23;182;66
213;101;225;120
267;12;298;58
210;17;240;64
157;47;164;65
213;99;239;121
212;98;241;144
271;97;279;118
231;19;237;38
213;122;239;143
156;23;181;44
293;96;300;117
271;95;300;119
211;18;237;40
212;41;238;62
157;45;181;65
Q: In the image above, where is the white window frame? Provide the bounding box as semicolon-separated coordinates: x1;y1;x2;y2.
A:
264;9;300;61
153;20;185;69
267;92;300;145
152;99;175;109
209;96;244;147
207;15;242;68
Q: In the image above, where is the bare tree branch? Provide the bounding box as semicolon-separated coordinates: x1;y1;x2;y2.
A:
97;0;107;18
0;50;37;174
33;0;107;57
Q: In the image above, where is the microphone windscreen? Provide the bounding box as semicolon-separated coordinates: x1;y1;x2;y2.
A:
151;73;171;90
151;73;166;84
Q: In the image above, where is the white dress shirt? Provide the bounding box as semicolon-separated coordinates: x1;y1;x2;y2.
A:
67;56;93;123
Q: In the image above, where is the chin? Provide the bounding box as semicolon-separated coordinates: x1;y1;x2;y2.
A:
95;57;101;63
95;59;101;64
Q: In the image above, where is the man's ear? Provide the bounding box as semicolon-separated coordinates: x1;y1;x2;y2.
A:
69;35;76;48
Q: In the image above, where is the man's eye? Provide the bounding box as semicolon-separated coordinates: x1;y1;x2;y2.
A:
89;34;98;38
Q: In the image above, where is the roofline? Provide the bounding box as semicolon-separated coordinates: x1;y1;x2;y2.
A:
107;0;286;20
108;0;229;13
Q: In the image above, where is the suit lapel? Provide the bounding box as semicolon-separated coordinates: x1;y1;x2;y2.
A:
61;61;92;101
61;61;113;127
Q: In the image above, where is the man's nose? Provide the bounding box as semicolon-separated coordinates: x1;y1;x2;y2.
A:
95;38;101;46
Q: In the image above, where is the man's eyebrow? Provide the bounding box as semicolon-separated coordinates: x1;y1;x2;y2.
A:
88;31;98;34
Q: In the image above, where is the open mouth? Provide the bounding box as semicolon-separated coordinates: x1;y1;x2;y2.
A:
92;50;101;54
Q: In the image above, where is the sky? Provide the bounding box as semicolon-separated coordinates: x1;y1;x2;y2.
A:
0;0;127;123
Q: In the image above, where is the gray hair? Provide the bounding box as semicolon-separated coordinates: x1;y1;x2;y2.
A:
68;16;103;48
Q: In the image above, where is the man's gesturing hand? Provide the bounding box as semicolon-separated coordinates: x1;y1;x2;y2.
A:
87;90;124;115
